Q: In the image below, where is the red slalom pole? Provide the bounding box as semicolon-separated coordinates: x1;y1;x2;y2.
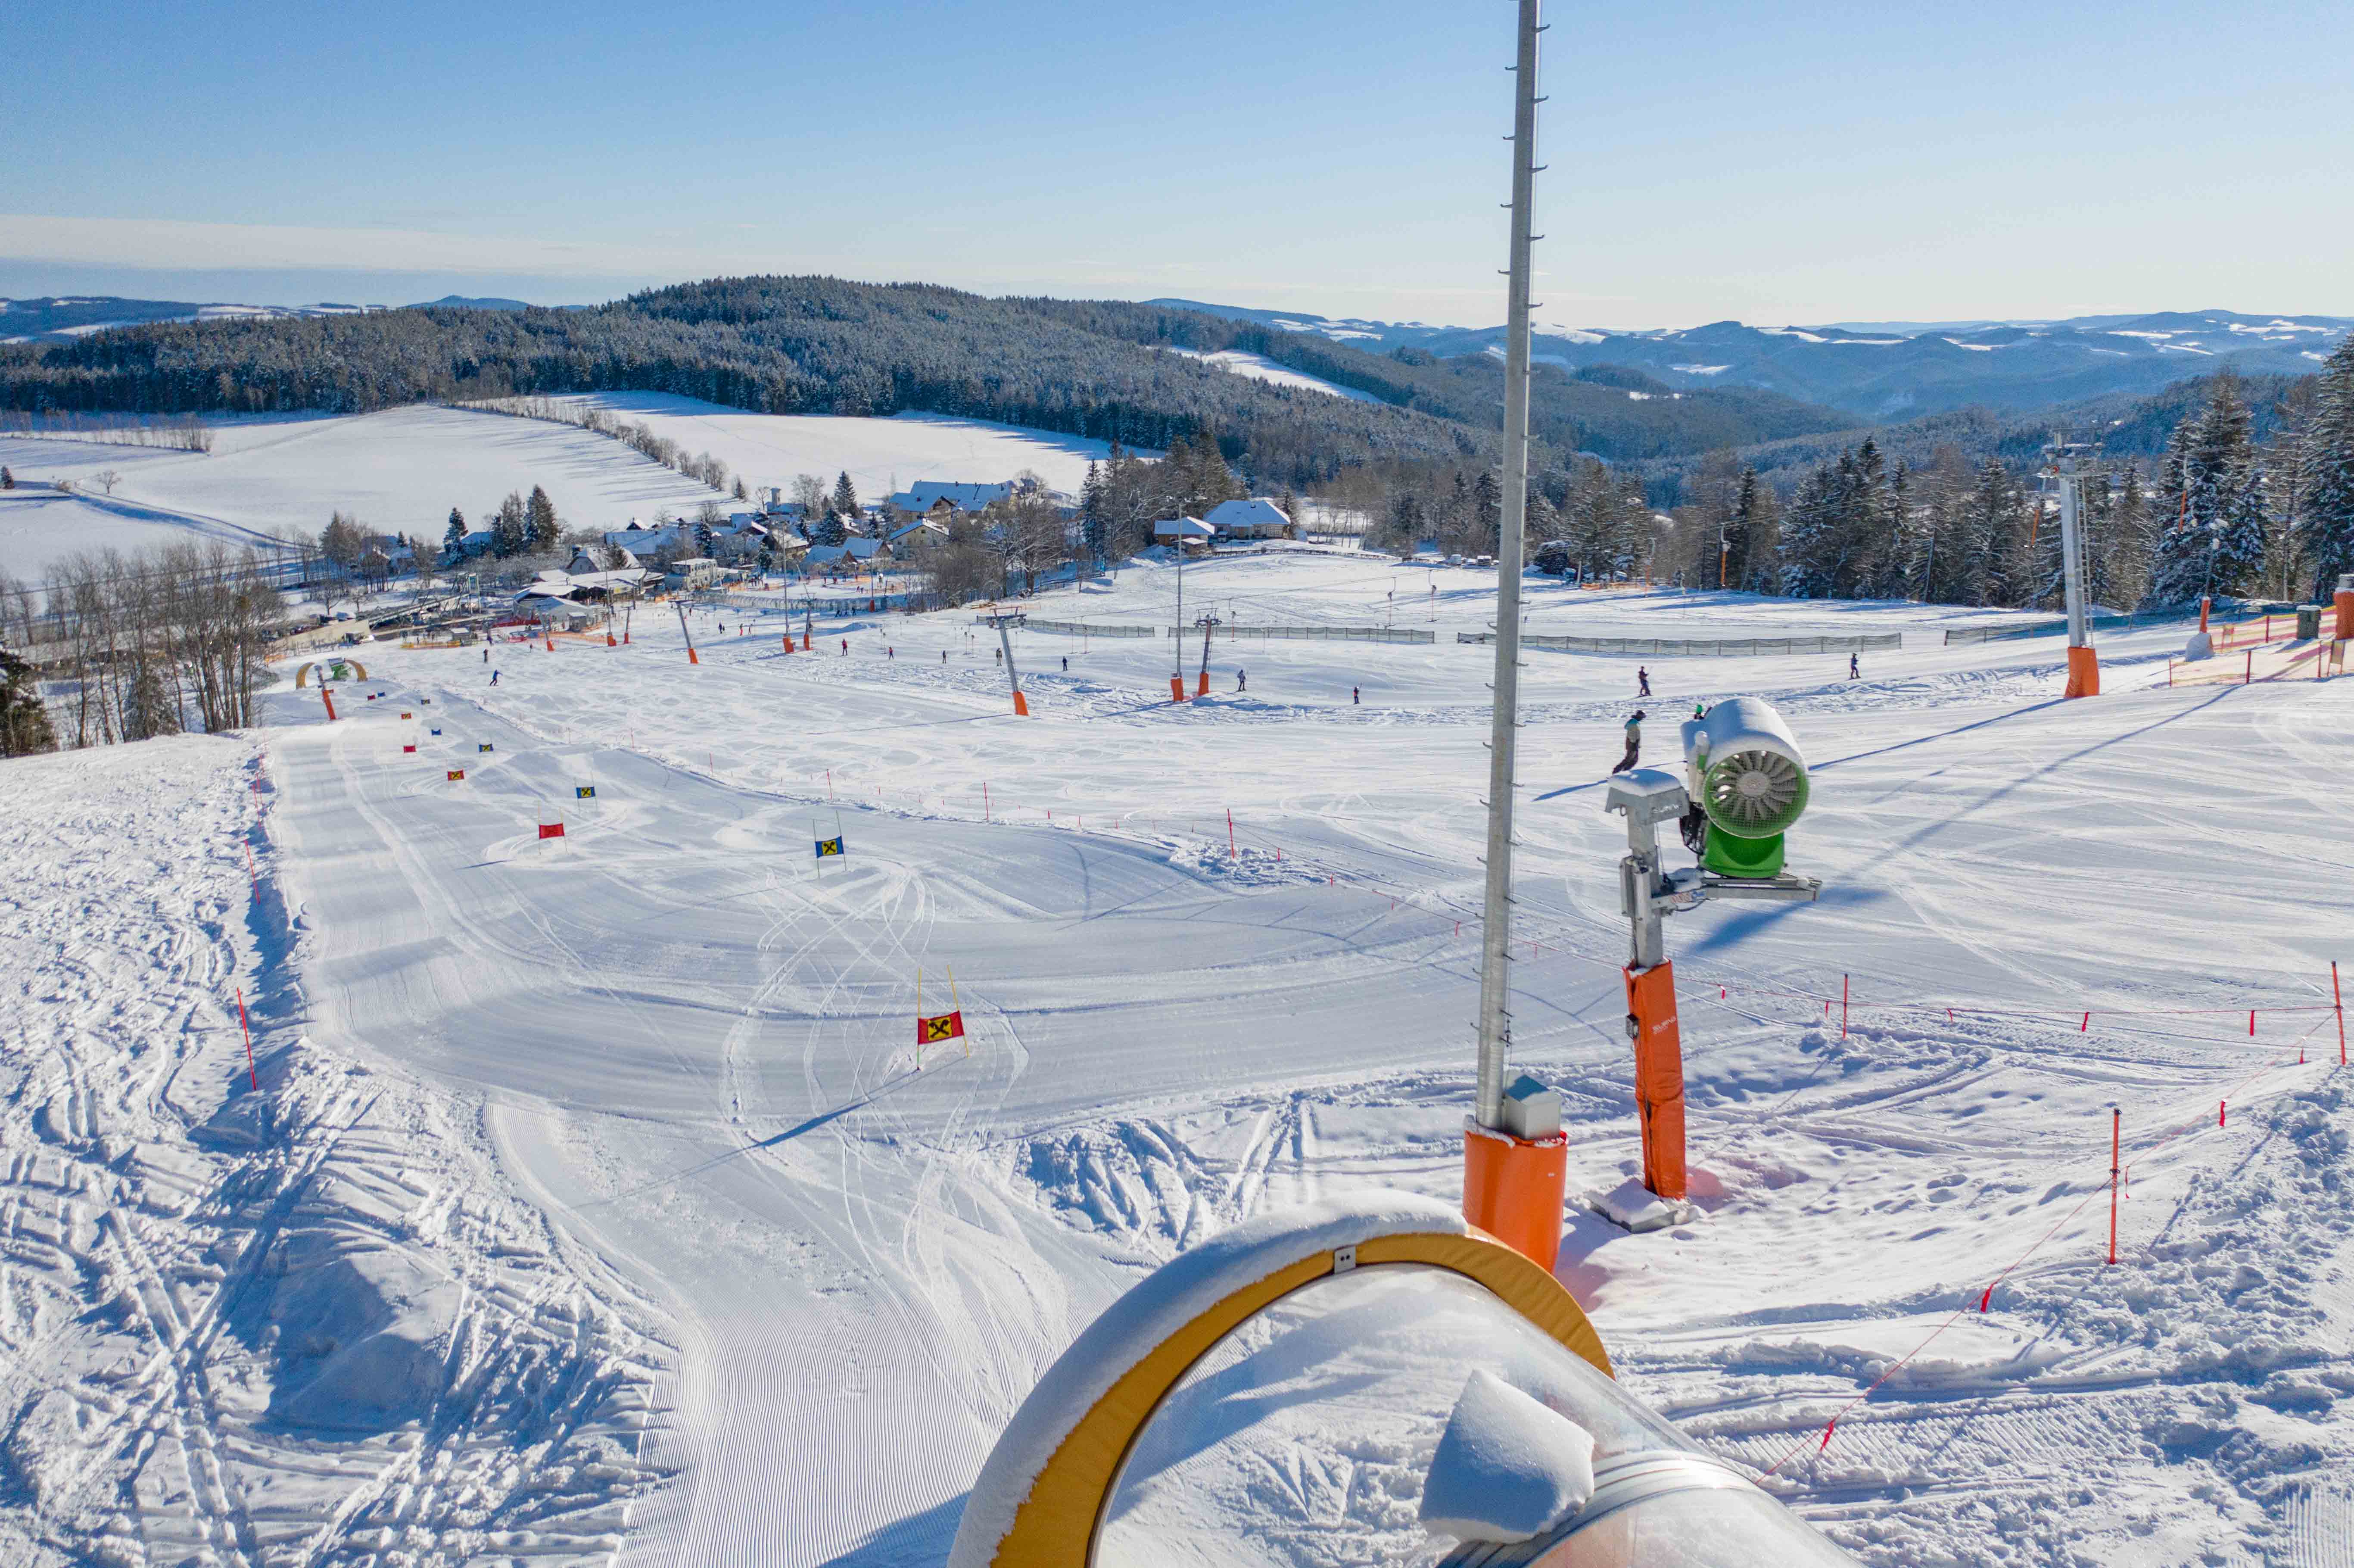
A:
2107;1107;2120;1266
983;782;990;822
1227;808;1237;860
2335;962;2346;1066
1840;974;1849;1039
2219;1099;2227;1129
236;986;258;1091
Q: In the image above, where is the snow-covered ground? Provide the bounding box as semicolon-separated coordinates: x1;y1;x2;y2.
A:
9;556;2350;1566
0;397;1131;578
1168;349;1386;405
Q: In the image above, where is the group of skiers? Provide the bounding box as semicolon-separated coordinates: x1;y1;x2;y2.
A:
1615;653;1858;774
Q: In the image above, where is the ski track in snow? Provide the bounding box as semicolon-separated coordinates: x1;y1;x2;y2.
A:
8;555;2350;1567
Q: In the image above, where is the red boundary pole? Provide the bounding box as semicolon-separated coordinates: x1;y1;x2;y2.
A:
236;986;258;1091
1227;808;1237;860
2335;962;2345;1066
1841;974;1850;1039
2107;1108;2120;1266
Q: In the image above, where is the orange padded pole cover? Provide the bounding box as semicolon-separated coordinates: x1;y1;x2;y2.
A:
1012;690;1029;716
1170;675;1187;703
1463;1125;1568;1272
1625;961;1688;1201
2333;590;2353;643
2064;644;2100;698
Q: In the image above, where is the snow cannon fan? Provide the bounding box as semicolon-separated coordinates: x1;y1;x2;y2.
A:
1680;696;1809;880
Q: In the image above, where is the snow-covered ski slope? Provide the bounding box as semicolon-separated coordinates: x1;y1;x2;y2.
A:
20;553;2351;1566
0;396;1126;576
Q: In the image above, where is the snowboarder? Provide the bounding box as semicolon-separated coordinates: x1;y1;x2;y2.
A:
1849;652;1860;679
1613;710;1646;774
1061;656;1068;672
1236;668;1246;692
491;669;501;686
887;646;894;659
1638;666;1651;697
941;650;948;663
1692;700;1707;720
1352;686;1361;705
841;638;849;655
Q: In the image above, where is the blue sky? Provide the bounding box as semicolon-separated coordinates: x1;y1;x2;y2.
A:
4;0;2349;327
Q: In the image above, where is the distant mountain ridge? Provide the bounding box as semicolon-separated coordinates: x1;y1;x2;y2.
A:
1149;300;2354;422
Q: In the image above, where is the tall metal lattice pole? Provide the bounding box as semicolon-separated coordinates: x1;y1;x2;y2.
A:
1475;0;1544;1130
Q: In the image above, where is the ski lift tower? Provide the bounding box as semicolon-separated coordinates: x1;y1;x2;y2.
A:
2047;440;2101;698
1462;0;1558;1269
981;609;1031;716
1193;614;1220;697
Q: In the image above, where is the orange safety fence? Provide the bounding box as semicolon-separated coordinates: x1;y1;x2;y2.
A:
2171;637;2345;687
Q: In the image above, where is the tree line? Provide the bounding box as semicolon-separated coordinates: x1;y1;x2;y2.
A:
0;542;283;751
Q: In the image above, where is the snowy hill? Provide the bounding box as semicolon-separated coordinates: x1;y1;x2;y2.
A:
1154;299;2354;420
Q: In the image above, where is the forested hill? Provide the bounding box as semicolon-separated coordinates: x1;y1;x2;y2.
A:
0;276;1857;485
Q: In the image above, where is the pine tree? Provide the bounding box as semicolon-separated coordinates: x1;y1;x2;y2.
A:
0;647;57;757
831;471;859;524
1471;469;1503;555
526;486;558;552
695;517;718;557
491;492;529;558
2295;334;2354;600
442;507;466;558
1080;461;1106;564
2213;461;2270;597
1777;465;1836;598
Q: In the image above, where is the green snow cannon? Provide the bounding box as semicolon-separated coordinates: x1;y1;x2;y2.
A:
1681;696;1810;880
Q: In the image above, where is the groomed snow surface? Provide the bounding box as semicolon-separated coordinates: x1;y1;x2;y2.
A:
8;549;2353;1567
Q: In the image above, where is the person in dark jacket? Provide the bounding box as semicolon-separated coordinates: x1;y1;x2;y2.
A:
1613;710;1646;774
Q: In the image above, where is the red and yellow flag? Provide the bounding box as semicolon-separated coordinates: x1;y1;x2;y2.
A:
917;1011;965;1045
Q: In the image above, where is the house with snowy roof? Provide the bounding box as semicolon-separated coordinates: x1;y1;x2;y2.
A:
887;480;1014;518
1202;498;1295;541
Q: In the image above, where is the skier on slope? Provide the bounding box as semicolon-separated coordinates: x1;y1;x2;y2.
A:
491;669;501;686
1849;652;1860;679
1352;686;1361;705
1236;668;1246;692
1638;665;1652;697
1613;710;1646;774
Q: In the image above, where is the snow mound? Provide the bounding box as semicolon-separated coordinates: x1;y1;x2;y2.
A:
946;1191;1467;1568
1418;1369;1596;1543
264;1228;462;1431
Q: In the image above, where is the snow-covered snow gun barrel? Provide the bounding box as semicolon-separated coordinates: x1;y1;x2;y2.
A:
1679;695;1809;880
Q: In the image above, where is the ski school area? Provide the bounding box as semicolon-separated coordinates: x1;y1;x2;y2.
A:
16;544;2350;1565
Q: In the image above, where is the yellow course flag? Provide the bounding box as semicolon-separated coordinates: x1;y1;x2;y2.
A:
814;837;845;859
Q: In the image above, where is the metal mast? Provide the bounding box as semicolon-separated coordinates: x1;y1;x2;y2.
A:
1475;0;1544;1130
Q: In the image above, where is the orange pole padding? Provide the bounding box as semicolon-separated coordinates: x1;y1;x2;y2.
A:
1462;1124;1568;1272
688;647;700;665
2199;597;2211;633
1012;690;1029;717
1625;960;1688;1201
781;635;792;653
802;633;812;650
1169;675;1187;703
321;690;336;721
1196;669;1210;697
2064;644;2101;699
2330;590;2354;642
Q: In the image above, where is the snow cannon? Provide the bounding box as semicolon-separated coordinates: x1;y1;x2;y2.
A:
1680;696;1809;880
947;1194;1860;1568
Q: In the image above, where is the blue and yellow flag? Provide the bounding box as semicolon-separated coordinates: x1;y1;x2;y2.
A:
814;837;845;859
576;785;597;799
478;743;495;753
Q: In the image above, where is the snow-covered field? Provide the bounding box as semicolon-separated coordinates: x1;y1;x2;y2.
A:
0;397;1130;578
9;555;2350;1566
1169;349;1386;405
